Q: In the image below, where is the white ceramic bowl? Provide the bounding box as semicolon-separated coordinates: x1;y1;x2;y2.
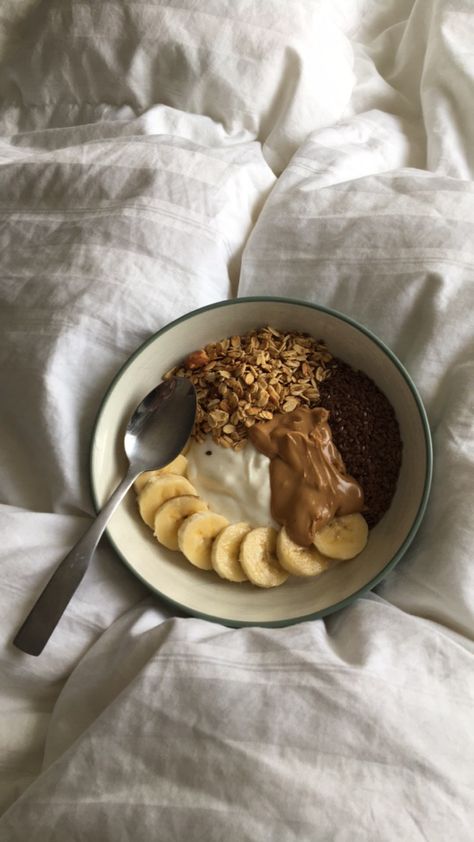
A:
90;297;432;626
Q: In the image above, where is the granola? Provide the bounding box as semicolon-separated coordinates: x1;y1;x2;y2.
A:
163;326;333;449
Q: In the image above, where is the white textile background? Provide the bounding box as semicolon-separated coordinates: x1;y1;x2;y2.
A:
0;0;473;839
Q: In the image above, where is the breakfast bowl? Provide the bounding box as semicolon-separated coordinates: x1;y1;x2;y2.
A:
90;297;432;626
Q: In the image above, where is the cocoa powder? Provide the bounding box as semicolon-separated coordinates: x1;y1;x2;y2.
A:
318;360;402;528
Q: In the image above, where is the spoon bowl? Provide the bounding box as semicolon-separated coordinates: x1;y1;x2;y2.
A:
13;377;196;656
125;377;196;474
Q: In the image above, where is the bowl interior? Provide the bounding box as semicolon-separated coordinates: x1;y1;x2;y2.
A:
90;298;431;625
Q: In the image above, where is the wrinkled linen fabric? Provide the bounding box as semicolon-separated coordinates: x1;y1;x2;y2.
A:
0;0;354;174
0;0;473;840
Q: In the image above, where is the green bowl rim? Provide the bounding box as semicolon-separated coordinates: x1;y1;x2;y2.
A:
89;295;433;627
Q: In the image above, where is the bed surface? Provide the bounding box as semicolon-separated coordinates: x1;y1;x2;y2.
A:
0;1;473;839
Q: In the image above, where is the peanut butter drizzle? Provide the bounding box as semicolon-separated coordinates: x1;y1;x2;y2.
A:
249;407;364;547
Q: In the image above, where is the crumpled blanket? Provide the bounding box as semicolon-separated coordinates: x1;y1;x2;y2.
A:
0;1;473;839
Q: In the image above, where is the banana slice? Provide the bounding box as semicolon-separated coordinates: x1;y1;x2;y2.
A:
138;474;197;528
178;511;229;570
211;522;252;583
313;513;368;560
239;527;288;588
276;527;333;577
154;495;208;550
134;453;188;493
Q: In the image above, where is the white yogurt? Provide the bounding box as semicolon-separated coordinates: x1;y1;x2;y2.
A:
186;438;277;528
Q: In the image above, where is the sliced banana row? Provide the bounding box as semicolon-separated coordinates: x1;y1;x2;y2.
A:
134;453;188;494
276;527;333;577
134;456;368;588
240;527;288;588
178;511;229;570
137;472;197;528
212;522;252;583
313;513;368;560
154;495;208;550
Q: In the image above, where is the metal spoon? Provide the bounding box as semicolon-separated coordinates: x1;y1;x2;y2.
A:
13;377;197;656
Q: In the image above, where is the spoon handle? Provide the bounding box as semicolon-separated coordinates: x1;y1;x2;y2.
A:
13;468;138;656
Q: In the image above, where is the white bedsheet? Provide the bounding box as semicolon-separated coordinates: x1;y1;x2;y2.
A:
0;1;473;839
